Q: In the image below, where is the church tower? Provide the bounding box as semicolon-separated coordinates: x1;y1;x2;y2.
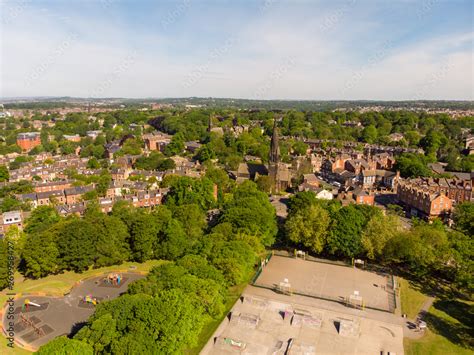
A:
208;114;213;133
269;118;280;164
268;117;289;193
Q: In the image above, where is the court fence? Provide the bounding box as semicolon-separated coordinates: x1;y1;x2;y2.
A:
250;249;398;314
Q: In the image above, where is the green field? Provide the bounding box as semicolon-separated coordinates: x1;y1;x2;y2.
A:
399;277;428;319
1;260;164;354
404;299;473;355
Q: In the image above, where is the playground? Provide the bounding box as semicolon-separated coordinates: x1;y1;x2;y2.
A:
1;272;143;350
254;255;395;313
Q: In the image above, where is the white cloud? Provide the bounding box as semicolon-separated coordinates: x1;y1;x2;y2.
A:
0;2;472;100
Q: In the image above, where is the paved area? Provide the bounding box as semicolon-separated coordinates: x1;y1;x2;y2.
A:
2;272;144;350
256;256;393;312
270;195;289;219
202;255;407;354
202;288;405;355
403;296;435;340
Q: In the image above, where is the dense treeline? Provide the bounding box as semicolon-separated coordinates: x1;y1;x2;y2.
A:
155;109;473;172
1;178;277;353
1;107;472;172
285;192;473;295
1;177;273;282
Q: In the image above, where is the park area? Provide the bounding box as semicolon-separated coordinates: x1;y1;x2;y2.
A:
1;261;162;353
201;254;404;354
203;293;404;355
2;273;144;350
254;255;396;313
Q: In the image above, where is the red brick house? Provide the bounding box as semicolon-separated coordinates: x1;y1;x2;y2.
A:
397;180;453;219
17;132;41;152
34;180;73;193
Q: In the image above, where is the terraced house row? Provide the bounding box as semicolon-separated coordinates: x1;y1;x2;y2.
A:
396;175;473;219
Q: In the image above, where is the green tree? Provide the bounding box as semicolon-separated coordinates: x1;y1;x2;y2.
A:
285;203;330;254
87;157;101;169
96;172;112;197
287;191;317;215
0;196;23;213
205;166;232;193
9;156;33;170
292;140;309;156
157;158;176;171
362;125;378;143
129;263;225;318
256;175;272;193
164;132;185;157
221;181;277;246
84;211;131;267
405;130;421;146
394;153;432;178
420;129;445;155
326;204;373;258
448;230;474;294
165;176;216;211
37;336;93;355
173;204;207;239
24;206;60;235
135;151;165;170
452;202;474;236
198;239;256;285
195;144;216;162
55;219;97;272
361;214;400;259
59;140;76;155
127;212;159;262
0;240;8;290
384;223;451;277
76;290;204;354
119;138;142;155
176;255;226;286
22;231;59;278
72;313;119;354
0;165;9;182
155;219;190;260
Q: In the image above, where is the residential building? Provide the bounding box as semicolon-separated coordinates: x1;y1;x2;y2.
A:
185;141;202;153
34;180;73;193
143;133;171;152
37;190;66;206
397;182;453;219
0;210;23;236
63;134;81;142
337;188;375;206
111;168;130;182
65;185;95;204
398;177;473;205
86;130;102;139
17;132;41;152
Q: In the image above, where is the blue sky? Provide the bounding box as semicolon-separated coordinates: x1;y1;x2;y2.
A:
1;0;473;99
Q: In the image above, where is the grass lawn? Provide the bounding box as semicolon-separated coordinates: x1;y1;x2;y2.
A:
1;260;164;354
404;299;473;355
404;330;473;355
186;283;248;355
399;277;428;319
1;338;31;355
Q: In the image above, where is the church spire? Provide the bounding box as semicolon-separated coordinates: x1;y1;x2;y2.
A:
208;114;213;132
269;118;280;164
